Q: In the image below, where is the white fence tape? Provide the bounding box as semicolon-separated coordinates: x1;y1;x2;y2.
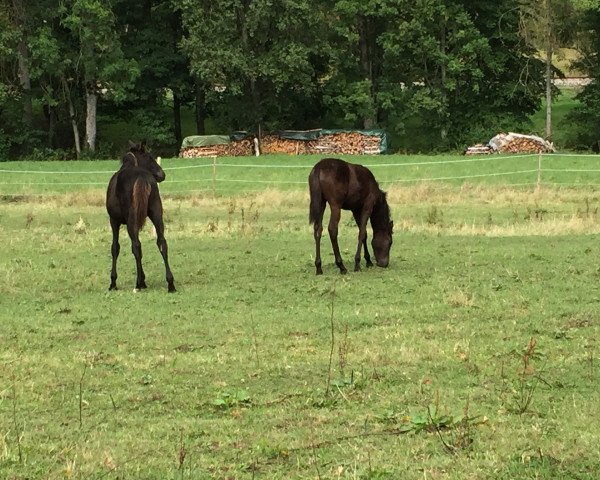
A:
1;153;599;195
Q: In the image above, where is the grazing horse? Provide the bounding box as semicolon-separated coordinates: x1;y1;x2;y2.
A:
309;158;393;275
106;142;176;292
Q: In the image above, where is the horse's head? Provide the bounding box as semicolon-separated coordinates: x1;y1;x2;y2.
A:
372;220;393;267
124;141;166;182
371;192;393;267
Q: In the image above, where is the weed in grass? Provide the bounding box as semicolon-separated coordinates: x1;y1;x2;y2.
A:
337;322;349;380
78;363;87;428
577;197;598;219
73;216;87;234
425;205;443;226
378;391;486;454
326;280;337;397
11;379;23;465
446;288;475;308
177;430;187;479
503;337;546;416
227;198;236;229
211;389;252;410
525;205;549;221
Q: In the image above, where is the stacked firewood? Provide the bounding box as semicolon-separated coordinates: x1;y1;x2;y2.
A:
310;132;381;155
261;131;382;155
180;138;253;157
180;131;383;157
260;135;311;155
465;133;555;156
488;133;554;154
465;144;493;155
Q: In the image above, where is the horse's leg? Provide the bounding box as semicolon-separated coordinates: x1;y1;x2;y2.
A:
109;217;121;290
148;205;176;293
328;205;347;274
126;222;147;290
352;210;372;271
313;202;326;275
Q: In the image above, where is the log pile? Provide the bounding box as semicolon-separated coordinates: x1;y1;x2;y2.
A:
309;132;382;155
488;133;554;154
260;135;311;155
180;131;384;157
466;132;555;156
465;144;493;155
180;138;253;157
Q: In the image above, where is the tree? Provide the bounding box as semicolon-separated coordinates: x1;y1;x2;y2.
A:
565;2;600;148
113;0;193;147
177;0;329;135
61;0;138;153
520;0;577;140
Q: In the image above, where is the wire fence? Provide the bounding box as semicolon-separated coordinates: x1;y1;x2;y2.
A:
1;153;600;198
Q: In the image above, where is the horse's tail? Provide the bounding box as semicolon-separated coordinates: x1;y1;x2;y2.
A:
308;167;322;225
131;178;151;232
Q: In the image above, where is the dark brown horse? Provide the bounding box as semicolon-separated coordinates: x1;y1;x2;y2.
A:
309;158;393;275
106;142;176;292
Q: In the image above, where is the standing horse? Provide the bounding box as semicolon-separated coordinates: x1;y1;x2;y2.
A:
309;158;393;275
106;142;176;292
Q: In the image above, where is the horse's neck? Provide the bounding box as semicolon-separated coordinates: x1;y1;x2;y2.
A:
370;194;389;230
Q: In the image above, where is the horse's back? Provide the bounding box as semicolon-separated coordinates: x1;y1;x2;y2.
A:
310;158;379;211
310;158;351;196
106;168;158;224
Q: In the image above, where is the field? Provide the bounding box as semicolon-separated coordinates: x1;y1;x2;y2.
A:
1;153;600;479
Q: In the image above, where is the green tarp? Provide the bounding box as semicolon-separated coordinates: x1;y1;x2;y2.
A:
180;135;230;149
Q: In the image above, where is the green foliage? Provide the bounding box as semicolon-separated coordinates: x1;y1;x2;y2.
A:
178;0;328;132
211;389;252;410
564;7;600;149
60;0;139;99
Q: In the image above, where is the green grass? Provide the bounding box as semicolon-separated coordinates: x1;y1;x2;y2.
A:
2;152;600;198
1;155;600;478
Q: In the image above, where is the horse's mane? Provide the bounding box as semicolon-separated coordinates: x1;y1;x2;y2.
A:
372;189;392;231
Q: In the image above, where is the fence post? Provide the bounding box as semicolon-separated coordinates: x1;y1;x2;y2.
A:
536;152;542;190
212;155;217;197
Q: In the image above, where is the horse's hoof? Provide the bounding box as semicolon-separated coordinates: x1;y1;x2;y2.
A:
133;288;140;293
168;286;176;293
366;262;374;268
340;269;348;275
354;265;361;272
316;269;323;275
108;285;117;291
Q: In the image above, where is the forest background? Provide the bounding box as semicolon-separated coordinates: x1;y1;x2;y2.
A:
2;0;600;159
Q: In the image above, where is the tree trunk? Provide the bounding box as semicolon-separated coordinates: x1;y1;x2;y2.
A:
194;83;206;135
237;1;262;134
545;46;552;140
440;21;448;141
44;103;57;148
11;0;33;127
173;91;182;146
544;0;553;140
358;15;375;129
85;90;97;152
62;77;81;158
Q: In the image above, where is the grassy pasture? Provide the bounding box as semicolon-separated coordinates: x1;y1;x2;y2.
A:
1;154;600;479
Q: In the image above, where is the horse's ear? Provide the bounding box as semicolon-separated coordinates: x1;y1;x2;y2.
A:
128;140;136;149
140;140;148;152
390;220;394;233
